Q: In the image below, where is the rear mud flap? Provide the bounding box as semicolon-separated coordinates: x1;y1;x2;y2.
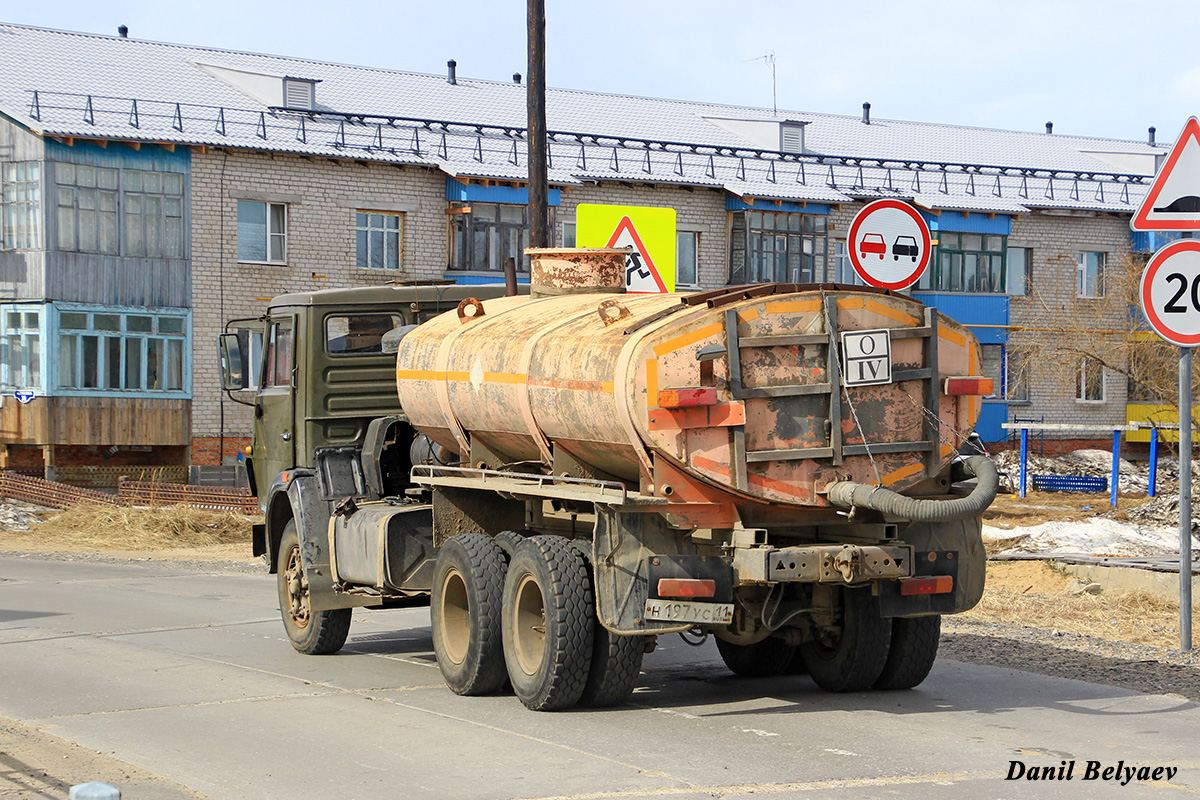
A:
882;516;986;617
594;509;717;635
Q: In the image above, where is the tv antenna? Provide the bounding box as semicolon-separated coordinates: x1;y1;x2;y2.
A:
746;51;777;115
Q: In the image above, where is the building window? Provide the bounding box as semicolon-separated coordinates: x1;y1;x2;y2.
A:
0;307;42;391
1077;358;1104;402
980;345;1003;399
55;164;119;255
449;202;536;273
833;240;865;285
2;161;42;251
1078;252;1105;298
562;220;576;247
729;211;827;285
1006;347;1029;401
1007;246;1030;296
238;201;287;264
677;231;698;288
355;211;403;270
921;232;1005;292
56;307;187;394
124;170;185;258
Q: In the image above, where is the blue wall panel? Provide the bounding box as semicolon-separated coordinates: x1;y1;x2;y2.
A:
975;402;1008;443
919;210;1011;236
46;139;189;172
911;292;1008;343
445;177;560;206
726;197;830;215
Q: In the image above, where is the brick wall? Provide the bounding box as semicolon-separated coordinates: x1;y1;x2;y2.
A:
192;436;251;466
1007;210;1132;434
190;149;447;443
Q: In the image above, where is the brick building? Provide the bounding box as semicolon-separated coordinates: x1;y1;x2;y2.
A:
0;23;1175;482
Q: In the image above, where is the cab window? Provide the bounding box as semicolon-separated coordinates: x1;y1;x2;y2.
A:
325;314;401;356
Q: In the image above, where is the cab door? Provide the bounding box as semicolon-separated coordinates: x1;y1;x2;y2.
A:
255;313;298;483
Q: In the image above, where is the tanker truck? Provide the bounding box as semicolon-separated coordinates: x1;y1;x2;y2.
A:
221;250;998;712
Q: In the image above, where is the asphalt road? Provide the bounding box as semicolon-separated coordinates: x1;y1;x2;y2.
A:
1;555;1199;800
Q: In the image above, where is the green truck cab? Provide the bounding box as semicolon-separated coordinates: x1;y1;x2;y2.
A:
220;282;512;601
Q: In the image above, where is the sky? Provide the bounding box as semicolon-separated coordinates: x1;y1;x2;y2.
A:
0;0;1196;144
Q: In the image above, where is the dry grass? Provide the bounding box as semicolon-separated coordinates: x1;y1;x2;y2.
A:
966;561;1182;649
25;506;255;550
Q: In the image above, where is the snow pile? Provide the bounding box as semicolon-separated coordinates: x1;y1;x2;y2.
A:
984;518;1197;558
993;449;1156;494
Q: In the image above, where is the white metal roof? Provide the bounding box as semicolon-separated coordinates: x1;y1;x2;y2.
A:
0;22;1162;213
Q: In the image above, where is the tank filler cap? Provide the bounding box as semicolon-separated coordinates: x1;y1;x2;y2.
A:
456;297;486;322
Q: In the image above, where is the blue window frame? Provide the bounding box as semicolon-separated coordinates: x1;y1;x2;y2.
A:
52;304;191;398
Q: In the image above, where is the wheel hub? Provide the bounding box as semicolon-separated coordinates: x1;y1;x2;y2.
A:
284;546;311;629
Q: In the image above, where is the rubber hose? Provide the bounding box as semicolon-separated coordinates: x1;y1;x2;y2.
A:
825;455;999;523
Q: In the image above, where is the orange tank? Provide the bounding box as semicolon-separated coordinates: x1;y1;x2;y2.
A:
395;284;987;510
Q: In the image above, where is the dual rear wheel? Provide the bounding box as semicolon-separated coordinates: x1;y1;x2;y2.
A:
431;533;643;711
716;587;940;692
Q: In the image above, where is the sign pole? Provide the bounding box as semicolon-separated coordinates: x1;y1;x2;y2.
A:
1181;345;1193;652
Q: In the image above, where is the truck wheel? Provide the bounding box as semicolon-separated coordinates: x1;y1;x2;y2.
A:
277;520;351;655
798;587;891;692
580;627;643;707
715;636;796;677
502;536;594;711
431;534;509;695
873;615;941;690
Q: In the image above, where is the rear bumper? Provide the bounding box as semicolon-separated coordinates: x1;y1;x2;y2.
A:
732;544;912;584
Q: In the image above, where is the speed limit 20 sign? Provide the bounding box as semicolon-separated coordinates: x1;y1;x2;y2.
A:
1140;240;1200;346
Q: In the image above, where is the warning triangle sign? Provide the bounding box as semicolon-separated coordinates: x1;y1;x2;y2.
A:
1133;116;1200;231
606;215;668;293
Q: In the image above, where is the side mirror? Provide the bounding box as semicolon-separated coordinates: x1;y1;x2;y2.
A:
219;333;248;391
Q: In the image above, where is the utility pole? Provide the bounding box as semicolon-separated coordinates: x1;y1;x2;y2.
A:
522;0;549;295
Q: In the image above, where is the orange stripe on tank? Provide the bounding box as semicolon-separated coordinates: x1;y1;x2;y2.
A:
652;322;724;357
882;461;925;484
645;359;658;408
691;455;814;501
764;299;821;314
938;328;967;347
483;372;527;384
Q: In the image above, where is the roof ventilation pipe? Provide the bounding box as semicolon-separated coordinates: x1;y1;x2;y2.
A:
862;102;871;124
1045;121;1053;134
447;59;457;85
1149;126;1157;146
117;25;128;38
513;73;522;84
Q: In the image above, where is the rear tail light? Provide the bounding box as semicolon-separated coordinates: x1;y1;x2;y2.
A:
658;387;717;409
657;578;717;598
899;575;954;596
944;377;993;396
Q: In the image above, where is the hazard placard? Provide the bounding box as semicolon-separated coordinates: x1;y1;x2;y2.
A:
576;204;676;293
1132;117;1200;231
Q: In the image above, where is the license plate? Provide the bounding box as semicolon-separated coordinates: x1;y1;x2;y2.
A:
644;599;734;624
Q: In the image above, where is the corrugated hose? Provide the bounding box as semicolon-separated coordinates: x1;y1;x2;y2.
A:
825;455;999;523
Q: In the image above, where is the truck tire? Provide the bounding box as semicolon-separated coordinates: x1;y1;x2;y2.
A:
277;520;351;655
798;587;891;692
501;536;594;711
873;615;941;690
431;534;509;695
580;627;643;707
715;636;796;678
